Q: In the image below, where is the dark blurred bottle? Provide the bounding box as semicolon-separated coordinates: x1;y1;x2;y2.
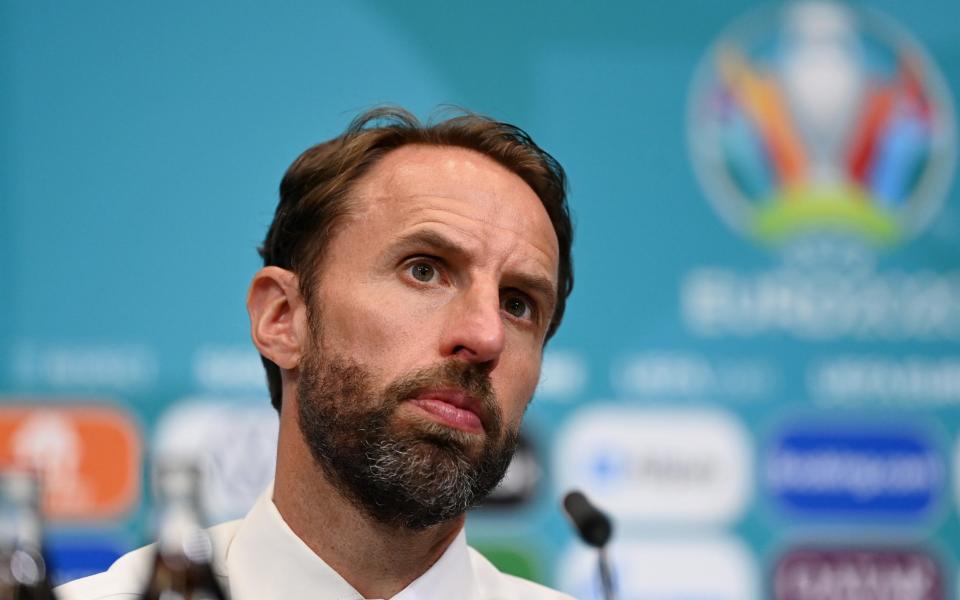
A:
0;469;56;600
140;461;226;600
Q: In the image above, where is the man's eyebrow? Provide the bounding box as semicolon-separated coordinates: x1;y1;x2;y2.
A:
391;229;468;258
392;228;558;312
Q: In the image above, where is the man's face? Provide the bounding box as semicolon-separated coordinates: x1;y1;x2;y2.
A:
295;145;560;529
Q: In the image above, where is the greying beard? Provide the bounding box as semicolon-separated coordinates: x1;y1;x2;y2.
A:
366;437;484;524
297;353;520;530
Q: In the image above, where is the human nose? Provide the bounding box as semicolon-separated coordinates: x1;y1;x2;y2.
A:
439;282;505;370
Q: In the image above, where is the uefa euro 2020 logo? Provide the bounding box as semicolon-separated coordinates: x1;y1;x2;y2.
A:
688;1;956;250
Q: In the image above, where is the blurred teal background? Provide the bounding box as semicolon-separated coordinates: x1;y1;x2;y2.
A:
4;1;960;598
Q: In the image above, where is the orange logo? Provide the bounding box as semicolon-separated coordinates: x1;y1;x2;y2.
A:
0;404;141;520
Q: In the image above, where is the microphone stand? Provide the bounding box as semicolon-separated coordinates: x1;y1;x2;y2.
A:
597;547;614;600
561;490;616;600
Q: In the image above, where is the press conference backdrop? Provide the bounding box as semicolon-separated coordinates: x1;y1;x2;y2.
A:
4;1;960;598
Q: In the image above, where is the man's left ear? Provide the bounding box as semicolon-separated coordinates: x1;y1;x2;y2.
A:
246;266;307;370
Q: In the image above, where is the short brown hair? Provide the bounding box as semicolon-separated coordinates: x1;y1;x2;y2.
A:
258;106;573;411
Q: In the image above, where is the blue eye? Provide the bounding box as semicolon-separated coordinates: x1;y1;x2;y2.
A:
503;295;531;319
410;262;436;282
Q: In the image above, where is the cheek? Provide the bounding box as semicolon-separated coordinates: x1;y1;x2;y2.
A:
316;284;437;368
497;348;542;426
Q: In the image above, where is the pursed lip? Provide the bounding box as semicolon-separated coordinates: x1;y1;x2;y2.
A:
406;387;487;434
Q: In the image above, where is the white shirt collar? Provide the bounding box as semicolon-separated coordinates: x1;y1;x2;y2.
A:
221;487;477;600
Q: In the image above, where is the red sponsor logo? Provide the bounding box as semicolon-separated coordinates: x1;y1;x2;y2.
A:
0;405;141;520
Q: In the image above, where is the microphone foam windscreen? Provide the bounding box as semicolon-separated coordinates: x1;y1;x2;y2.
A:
562;490;612;548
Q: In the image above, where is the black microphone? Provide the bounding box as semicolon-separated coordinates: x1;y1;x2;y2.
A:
562;490;612;548
561;490;616;600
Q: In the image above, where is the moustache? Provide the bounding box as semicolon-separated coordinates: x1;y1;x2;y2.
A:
382;361;501;435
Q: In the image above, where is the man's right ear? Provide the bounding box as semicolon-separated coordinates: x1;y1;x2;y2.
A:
247;267;307;370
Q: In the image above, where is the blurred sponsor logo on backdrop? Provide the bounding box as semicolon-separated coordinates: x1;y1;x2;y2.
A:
555;406;751;525
47;535;129;586
11;343;158;392
810;355;960;409
536;351;588;403
191;346;266;393
559;537;757;600
612;351;780;402
688;1;954;249
773;547;943;600
0;404;140;520
764;421;943;521
683;1;959;343
152;399;278;523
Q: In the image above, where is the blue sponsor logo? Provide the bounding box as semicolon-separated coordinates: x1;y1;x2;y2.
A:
765;424;943;520
47;535;128;586
589;447;628;486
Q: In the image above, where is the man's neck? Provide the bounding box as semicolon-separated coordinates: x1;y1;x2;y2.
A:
272;428;464;599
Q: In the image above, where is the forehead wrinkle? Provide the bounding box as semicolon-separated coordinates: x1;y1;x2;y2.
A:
347;146;559;283
409;200;556;252
400;211;557;277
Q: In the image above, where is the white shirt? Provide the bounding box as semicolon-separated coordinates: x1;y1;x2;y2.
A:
56;488;574;600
